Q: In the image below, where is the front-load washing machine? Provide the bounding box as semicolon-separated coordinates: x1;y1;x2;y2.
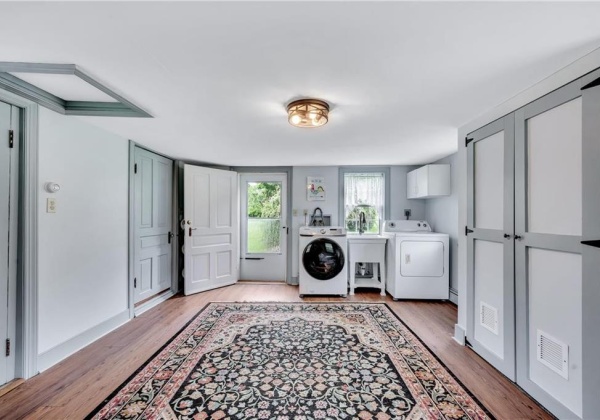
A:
298;226;348;297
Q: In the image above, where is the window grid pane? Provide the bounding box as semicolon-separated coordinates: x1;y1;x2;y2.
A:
344;173;385;233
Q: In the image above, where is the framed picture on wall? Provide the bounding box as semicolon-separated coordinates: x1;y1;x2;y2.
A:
307;177;325;201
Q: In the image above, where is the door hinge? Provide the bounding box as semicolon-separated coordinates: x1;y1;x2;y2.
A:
465;226;474;236
168;231;173;244
134;278;137;288
8;130;14;148
134;163;137;174
465;137;474;147
5;338;10;357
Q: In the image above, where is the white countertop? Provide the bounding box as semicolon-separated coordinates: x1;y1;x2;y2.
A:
347;235;387;242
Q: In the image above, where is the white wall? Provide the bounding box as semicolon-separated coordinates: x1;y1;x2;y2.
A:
291;165;425;279
425;153;458;303
291;166;340;278
389;166;426;220
38;108;129;370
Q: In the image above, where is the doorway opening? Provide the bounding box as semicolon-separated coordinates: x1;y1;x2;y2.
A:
240;173;288;281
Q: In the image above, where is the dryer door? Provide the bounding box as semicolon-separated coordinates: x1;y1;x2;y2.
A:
400;240;444;277
302;238;345;280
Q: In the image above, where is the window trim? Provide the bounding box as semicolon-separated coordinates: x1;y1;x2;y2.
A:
338;166;391;233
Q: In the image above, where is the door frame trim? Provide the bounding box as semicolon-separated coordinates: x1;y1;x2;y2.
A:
0;88;39;379
128;141;178;319
232;167;293;284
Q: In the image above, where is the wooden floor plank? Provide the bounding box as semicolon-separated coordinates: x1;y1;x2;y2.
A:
0;284;552;419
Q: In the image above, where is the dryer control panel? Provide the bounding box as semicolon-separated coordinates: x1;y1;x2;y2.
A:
383;220;432;233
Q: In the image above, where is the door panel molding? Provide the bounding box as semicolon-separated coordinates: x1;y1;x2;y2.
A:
466;113;516;380
515;72;600;418
581;74;600;418
128;142;176;317
184;165;239;295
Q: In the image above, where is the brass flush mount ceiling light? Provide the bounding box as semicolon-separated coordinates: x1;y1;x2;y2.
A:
287;99;329;128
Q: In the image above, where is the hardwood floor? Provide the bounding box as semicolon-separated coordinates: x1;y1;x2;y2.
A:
0;283;552;419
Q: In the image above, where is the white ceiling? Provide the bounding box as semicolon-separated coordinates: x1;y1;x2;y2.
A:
1;1;600;166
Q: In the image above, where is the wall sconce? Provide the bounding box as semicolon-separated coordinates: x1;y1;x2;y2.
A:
44;182;61;193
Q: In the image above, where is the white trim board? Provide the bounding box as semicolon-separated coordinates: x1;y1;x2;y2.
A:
134;289;176;317
460;46;600;137
37;310;129;372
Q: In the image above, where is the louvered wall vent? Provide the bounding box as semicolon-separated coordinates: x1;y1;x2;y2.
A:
537;330;569;380
479;302;498;335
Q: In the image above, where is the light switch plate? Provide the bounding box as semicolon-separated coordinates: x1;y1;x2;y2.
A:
47;198;57;213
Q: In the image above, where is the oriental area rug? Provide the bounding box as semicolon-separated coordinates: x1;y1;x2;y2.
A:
87;303;492;420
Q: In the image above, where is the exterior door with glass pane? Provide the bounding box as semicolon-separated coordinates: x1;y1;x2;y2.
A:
240;173;287;281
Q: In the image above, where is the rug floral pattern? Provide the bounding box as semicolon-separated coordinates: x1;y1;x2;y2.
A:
88;303;492;420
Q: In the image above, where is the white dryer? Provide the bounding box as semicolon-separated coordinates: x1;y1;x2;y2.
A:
298;226;348;297
383;220;449;300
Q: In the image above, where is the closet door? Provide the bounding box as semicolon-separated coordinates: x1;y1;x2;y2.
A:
514;76;592;418
466;114;515;380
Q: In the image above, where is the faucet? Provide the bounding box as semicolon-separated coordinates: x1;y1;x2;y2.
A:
358;211;367;234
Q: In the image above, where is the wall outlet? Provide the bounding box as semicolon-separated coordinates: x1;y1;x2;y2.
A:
293;209;298;217
303;209;308;216
47;198;57;213
404;209;411;218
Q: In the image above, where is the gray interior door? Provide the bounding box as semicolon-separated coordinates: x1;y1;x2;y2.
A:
0;101;19;385
133;147;174;304
466;114;516;380
513;71;600;419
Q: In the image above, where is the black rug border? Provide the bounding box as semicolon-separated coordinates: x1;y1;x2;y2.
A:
86;301;496;419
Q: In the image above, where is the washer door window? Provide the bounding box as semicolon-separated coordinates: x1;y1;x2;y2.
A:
302;238;345;280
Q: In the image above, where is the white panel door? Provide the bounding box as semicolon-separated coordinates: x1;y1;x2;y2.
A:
133;147;173;304
466;114;515;380
239;173;287;281
184;165;239;295
515;87;586;418
0;101;19;385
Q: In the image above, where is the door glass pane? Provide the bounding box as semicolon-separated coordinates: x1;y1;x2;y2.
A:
474;131;504;230
527;98;582;236
247;182;281;253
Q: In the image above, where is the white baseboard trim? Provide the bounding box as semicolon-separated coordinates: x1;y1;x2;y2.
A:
449;288;458;305
134;289;176;317
37;309;130;372
453;323;466;346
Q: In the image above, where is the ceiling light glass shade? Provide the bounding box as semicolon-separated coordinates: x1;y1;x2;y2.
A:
287;99;329;128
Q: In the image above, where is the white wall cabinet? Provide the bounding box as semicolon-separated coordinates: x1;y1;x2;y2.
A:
407;164;450;199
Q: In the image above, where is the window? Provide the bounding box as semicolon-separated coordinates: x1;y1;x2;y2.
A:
343;172;386;234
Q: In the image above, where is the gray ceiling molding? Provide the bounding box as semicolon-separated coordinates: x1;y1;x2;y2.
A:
0;62;152;118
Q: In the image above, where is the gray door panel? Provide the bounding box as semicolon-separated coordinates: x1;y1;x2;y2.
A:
133;147;173;304
0;101;19;385
581;73;600;419
514;72;598;418
467;113;516;380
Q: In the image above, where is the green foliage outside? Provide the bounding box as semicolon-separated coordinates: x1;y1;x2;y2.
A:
346;206;380;233
247;182;281;218
247;182;281;253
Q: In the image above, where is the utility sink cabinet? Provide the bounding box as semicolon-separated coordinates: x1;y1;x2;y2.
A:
348;236;387;296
